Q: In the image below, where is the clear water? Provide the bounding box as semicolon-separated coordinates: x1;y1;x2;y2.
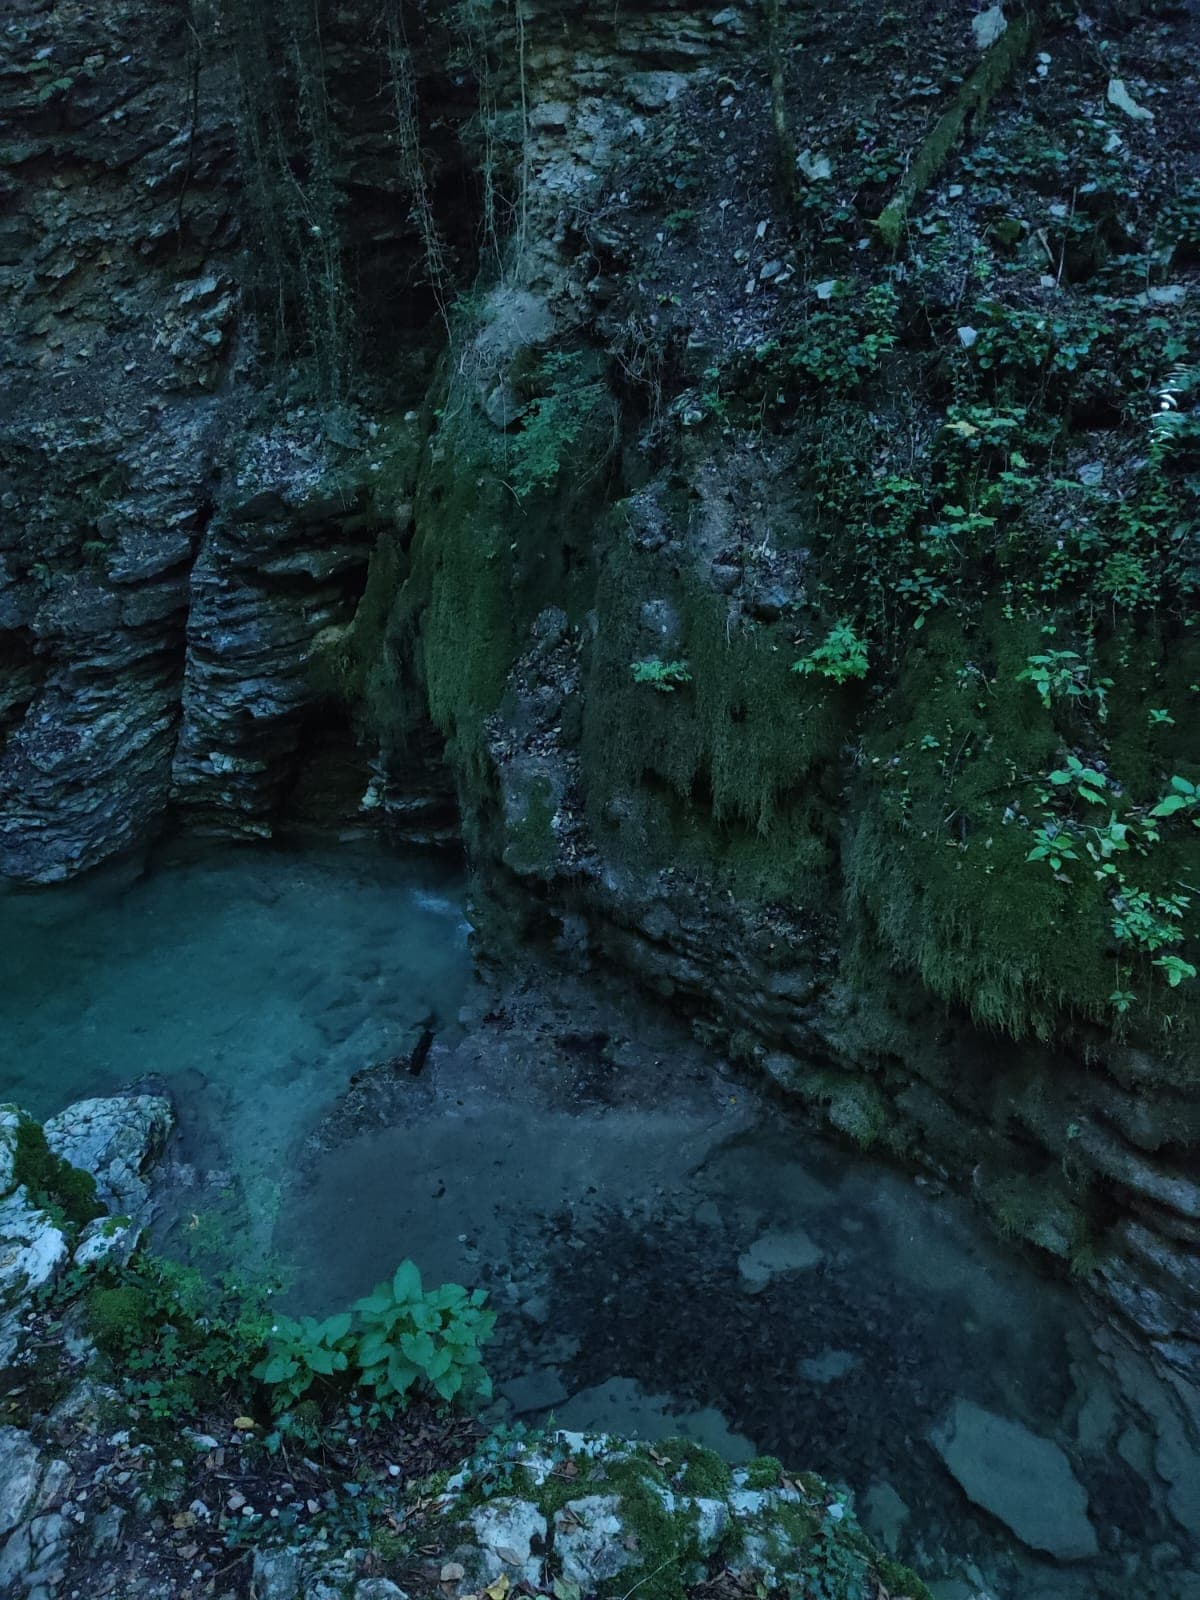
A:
0;840;472;1252
2;841;1197;1600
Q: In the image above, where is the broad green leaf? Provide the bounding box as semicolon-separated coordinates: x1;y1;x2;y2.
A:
400;1330;435;1368
392;1260;422;1304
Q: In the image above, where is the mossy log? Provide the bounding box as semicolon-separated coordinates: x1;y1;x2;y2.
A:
876;9;1039;249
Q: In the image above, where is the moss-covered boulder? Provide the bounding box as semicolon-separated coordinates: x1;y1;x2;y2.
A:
430;1430;930;1600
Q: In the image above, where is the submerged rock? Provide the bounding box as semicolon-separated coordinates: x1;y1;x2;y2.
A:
929;1400;1097;1561
737;1226;823;1291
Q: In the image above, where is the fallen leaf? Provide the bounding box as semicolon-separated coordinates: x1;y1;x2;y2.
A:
485;1577;510;1600
233;1416;256;1431
172;1512;196;1530
441;1563;466;1583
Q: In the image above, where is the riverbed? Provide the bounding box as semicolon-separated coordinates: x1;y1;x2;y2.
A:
2;840;1197;1600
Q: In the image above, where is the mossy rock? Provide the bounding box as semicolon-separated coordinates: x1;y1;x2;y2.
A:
436;1430;926;1600
11;1116;104;1230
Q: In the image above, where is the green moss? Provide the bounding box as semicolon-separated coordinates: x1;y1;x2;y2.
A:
742;1455;784;1490
87;1285;153;1354
874;1556;934;1600
13;1121;104;1230
656;1438;732;1498
502;774;558;877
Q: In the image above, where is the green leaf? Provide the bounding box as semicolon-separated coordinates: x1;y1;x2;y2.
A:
354;1284;394;1317
400;1330;435;1369
392;1260;423;1304
1150;794;1189;818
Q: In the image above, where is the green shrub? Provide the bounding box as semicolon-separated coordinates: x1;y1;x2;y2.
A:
793;620;868;684
253;1258;495;1414
630;658;692;692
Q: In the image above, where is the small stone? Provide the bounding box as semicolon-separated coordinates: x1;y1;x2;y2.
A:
957;326;978;348
1077;462;1104;487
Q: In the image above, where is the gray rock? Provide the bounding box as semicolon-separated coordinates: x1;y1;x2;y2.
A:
554;1495;635;1588
252;1547;304;1600
353;1584;408;1600
0;1106;22;1196
43;1095;174;1218
929;1400;1097;1560
74;1214;141;1270
972;6;1007;49
467;1498;547;1588
0;1426;45;1538
862;1480;910;1554
737;1228;822;1291
0;1190;69;1310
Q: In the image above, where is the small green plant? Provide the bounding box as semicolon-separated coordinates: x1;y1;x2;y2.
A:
1154;954;1197;988
508;352;609;497
1110;881;1189;954
1108;985;1137;1015
792;620;868;684
1026;818;1080;873
254;1259;495;1414
351;1261;494;1406
630;658;693;692
1044;754;1111;808
1017;651;1111;720
1149;775;1200;825
253;1313;352;1410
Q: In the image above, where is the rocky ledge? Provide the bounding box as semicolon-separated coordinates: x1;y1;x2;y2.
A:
0;1095;926;1600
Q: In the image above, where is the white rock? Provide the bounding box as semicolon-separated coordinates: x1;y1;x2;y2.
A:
0;1191;68;1308
554;1494;635;1588
797;150;832;181
0;1107;23;1197
1107;78;1154;122
43;1096;173;1218
467;1498;547;1587
0;1426;45;1538
972;6;1007;49
74;1215;141;1271
737;1228;822;1291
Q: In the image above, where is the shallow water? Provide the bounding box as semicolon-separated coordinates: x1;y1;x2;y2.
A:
0;840;472;1251
3;841;1198;1600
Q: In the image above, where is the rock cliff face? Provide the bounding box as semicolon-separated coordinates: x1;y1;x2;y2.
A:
2;0;1200;1404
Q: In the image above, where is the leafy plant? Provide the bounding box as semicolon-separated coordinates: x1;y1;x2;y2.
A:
1017;651;1110;720
253;1259;495;1414
630;658;693;692
508;352;610;497
351;1260;494;1406
1110;881;1189;954
1044;754;1111;808
252;1314;352;1410
1026;819;1080;873
1154;954;1197;988
792;620;868;684
1149;775;1200;825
